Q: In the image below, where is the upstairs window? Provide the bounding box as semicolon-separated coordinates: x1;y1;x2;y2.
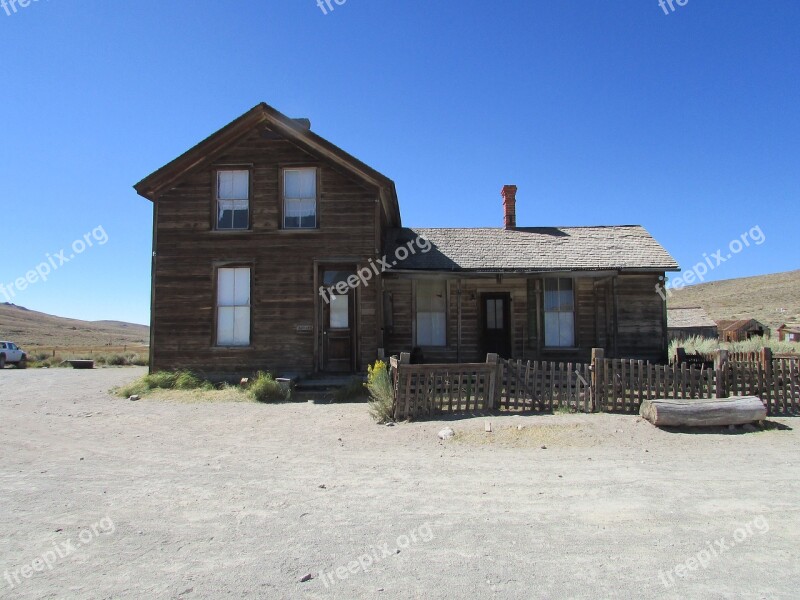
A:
544;277;575;347
416;280;447;347
216;170;249;230
284;168;317;229
216;267;251;346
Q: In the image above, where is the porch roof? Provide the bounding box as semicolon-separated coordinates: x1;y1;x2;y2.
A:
385;226;679;273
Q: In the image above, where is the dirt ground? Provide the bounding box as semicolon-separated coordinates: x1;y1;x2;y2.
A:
0;368;798;599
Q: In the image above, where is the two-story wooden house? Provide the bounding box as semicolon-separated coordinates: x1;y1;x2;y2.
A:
135;103;679;378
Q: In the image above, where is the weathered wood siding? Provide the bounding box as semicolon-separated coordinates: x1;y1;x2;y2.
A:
152;128;383;376
383;272;667;364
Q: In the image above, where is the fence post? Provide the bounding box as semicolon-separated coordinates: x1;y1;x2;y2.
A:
761;347;773;415
394;352;410;421
591;348;604;412
715;349;729;399
486;353;500;409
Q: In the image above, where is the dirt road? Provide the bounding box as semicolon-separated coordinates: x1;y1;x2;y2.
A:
0;368;797;599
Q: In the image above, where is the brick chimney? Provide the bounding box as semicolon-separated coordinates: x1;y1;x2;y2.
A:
501;185;517;229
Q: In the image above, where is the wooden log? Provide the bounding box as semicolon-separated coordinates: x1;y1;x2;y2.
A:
640;396;767;427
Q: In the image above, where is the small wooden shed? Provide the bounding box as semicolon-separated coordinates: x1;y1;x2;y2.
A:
716;319;770;343
776;323;800;343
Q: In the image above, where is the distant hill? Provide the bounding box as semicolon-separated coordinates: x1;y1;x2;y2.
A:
668;270;800;331
0;303;149;348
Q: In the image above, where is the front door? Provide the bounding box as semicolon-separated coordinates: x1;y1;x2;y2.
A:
481;293;512;358
321;269;356;372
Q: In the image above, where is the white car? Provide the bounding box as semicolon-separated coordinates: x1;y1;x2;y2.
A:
0;341;27;369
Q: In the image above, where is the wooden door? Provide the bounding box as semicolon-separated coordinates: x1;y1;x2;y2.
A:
321;270;356;372
481;293;512;358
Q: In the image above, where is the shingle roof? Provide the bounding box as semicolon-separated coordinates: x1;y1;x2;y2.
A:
667;307;717;328
385;226;679;272
716;319;766;332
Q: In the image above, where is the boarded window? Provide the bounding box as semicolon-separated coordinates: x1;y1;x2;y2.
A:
284;168;317;229
416;280;446;347
544;278;575;347
217;170;249;230
217;267;251;346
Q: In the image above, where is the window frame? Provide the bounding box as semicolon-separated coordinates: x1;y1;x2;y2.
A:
213;167;252;232
413;279;448;348
543;276;576;349
214;265;253;348
281;166;319;230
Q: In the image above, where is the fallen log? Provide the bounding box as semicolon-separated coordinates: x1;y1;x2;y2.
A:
639;396;766;427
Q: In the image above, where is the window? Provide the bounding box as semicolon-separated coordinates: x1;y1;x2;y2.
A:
216;267;251;346
544;278;575;347
216;170;249;230
284;168;317;229
329;293;349;328
416;280;446;346
486;298;504;330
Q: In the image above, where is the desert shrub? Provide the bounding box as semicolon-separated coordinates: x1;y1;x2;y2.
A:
103;354;128;366
669;335;800;362
366;360;395;423
248;371;288;403
334;377;368;402
174;371;213;390
127;353;149;366
729;336;800;355
115;370;210;398
30;355;68;368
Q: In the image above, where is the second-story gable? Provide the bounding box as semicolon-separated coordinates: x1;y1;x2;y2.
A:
135;103;401;254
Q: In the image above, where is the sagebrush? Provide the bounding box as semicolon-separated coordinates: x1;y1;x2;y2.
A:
366;360;394;423
248;371;289;403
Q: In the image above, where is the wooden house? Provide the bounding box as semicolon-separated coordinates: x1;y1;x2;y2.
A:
776;323;800;343
716;319;770;343
134;103;680;377
666;307;718;341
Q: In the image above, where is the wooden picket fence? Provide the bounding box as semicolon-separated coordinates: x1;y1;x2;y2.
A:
388;349;800;420
501;359;593;413
389;355;499;421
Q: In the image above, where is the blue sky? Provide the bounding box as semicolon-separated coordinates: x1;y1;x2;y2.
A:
1;0;797;325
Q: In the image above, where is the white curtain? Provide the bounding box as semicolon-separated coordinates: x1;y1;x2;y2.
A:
284;169;316;199
218;170;249;199
416;280;447;346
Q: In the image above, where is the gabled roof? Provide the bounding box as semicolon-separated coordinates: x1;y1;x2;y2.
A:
716;319;766;332
385;226;680;272
778;323;800;333
667;307;718;329
133;102;401;226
